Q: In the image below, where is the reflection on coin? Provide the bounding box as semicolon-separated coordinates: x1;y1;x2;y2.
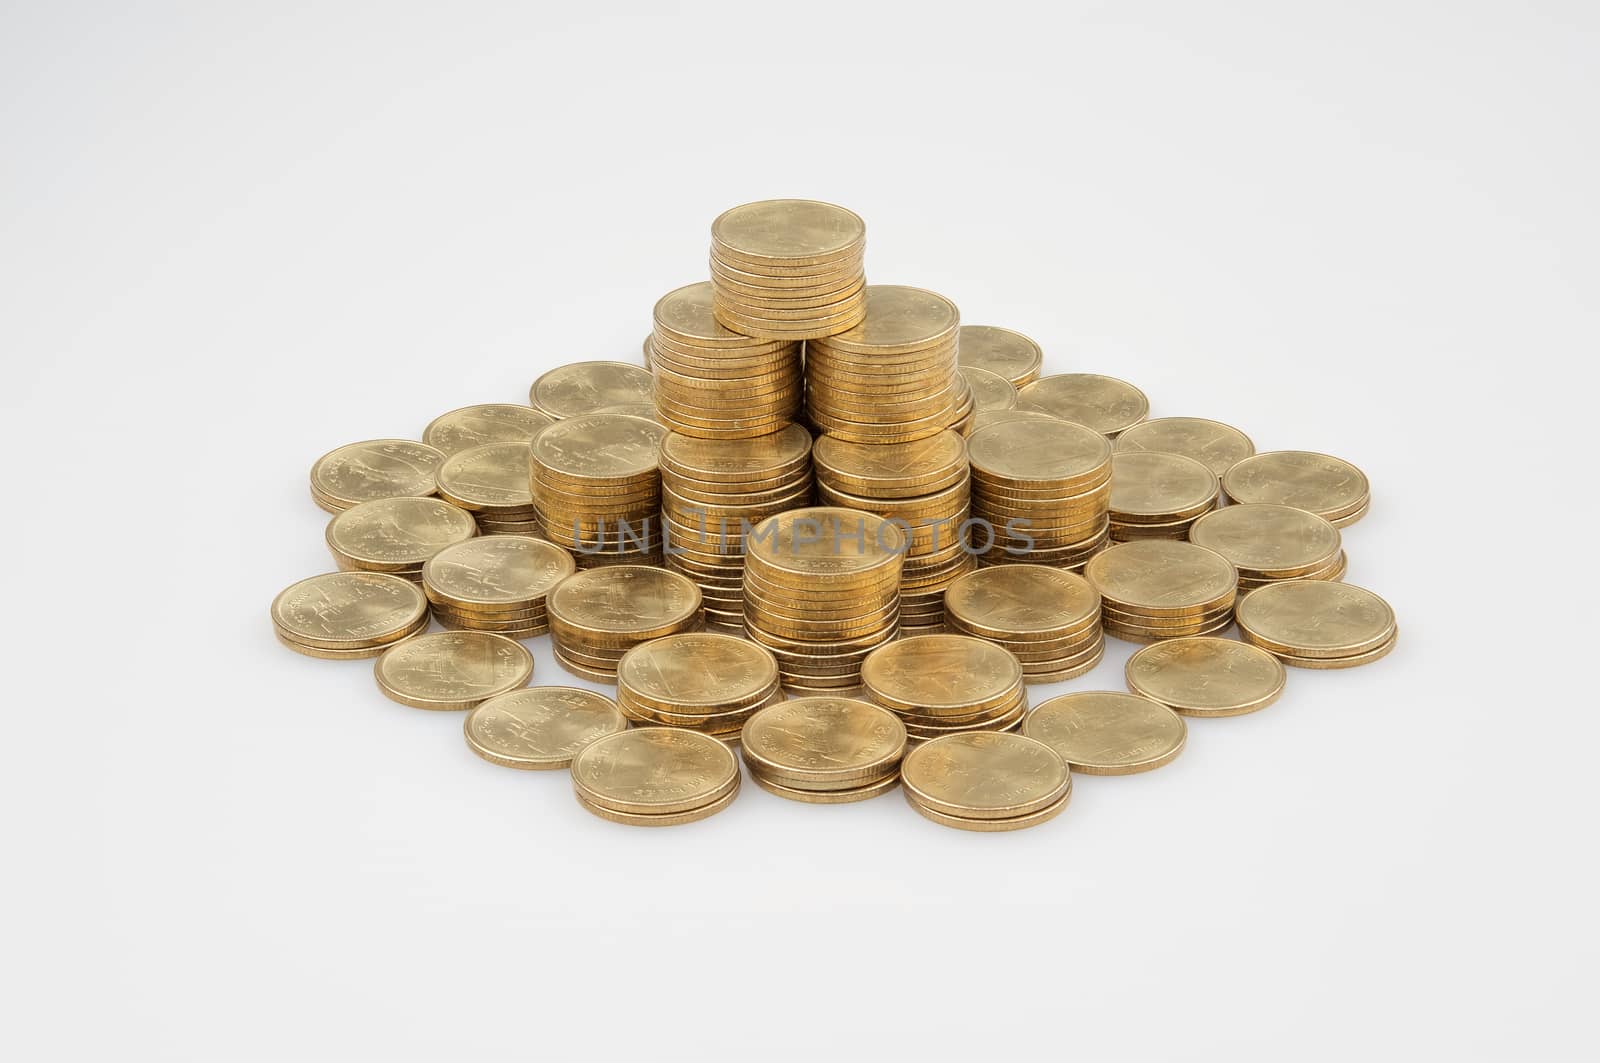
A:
1125;637;1287;716
464;687;628;769
374;631;535;710
1023;691;1186;775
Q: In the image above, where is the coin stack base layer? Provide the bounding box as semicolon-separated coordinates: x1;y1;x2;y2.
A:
309;438;446;514
1221;450;1371;528
463;687;629;770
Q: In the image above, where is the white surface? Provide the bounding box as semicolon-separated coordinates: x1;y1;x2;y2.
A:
5;2;1596;1059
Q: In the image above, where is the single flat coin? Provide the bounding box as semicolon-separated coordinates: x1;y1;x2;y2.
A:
530;362;654;419
325;496;478;569
900;731;1070;820
1022;691;1186;775
711;199;865;264
750;771;900;804
310;439;445;510
270;571;428;649
943;565;1102;639
959;366;1018;412
956;325;1043;386
967;418;1113;488
422;535;574;608
617;632;778;710
531;414;666;483
1109;452;1219;521
1114;417;1255;477
374;631;534;710
1236;581;1396;658
464;686;627;769
1085;540;1237;616
1188;504;1342;577
1017;374;1149;436
423;404;554;455
571;727;740;815
740;697;906;785
546;565;702;637
906;784;1070;832
1125;637;1287;716
808;285;959;355
575;781;740;827
1222;451;1370;523
436;441;536;511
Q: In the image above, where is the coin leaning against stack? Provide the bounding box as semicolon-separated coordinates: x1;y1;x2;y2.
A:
570;727;741;827
740;697;907;803
421;535;575;637
615;632;782;742
1084;539;1239;642
271;571;430;659
324;495;479;581
1187;503;1346;592
901;731;1072;832
1107;451;1220;541
1235;580;1398;669
966;417;1113;569
545;565;703;681
860;634;1029;745
436;440;544;537
943;564;1106;683
709;199;867;340
529;413;666;567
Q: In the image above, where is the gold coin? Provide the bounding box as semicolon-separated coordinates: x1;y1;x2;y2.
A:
1274;629;1398;669
546;565;702;638
708;255;864;297
860;635;1022;717
966;418;1113;489
1022;691;1186;775
806;285;959;355
812;430;968;498
1103;616;1234;644
968;408;1061;434
374;631;534;710
1188;504;1341;578
571;727;740;815
1235;581;1396;658
593;403;663;423
711;199;865;266
956;325;1043;386
1124;636;1286;716
310;439;445;510
275;628;423;660
1085;540;1237;616
742;507;907;582
959;366;1018;412
750;771;900;804
906;781;1069;831
1016;374;1149;436
1020;644;1107;684
1113;417;1255;477
901;731;1070;819
575;780;741;826
463;686;627;769
530;361;654;419
325;496;478;571
943;565;1101;639
270;571;429;649
740;697;906;785
529;413;666;486
435;441;535;512
422;404;554;455
422;535;573;609
1108;452;1219;522
1221;451;1370;524
653;281;797;349
617;632;779;711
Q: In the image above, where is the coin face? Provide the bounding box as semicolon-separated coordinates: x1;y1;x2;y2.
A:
901;732;1070;819
1108;452;1220;520
310;439;445;509
1017;374;1149;436
325;496;478;567
547;566;702;634
957;325;1043;386
464;687;627;769
1114;417;1255;477
1187;504;1341;576
944;565;1101;636
531;414;666;480
530;362;654;419
653;281;773;346
436;441;535;510
1124;637;1287;716
740;698;906;780
659;424;812;481
711;199;865;261
861;635;1023;713
813;430;966;493
744;507;908;579
571;728;739;814
374;631;534;710
423;404;554;455
617;633;778;706
1023;691;1186;774
1235;581;1396;657
271;571;428;646
1222;451;1369;518
1085;540;1238;614
422;536;575;607
967;418;1112;484
816;286;959;353
959;366;1018;411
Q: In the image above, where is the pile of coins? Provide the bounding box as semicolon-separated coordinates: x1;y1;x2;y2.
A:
1106;451;1220;541
1022;691;1187;775
1017;373;1149;436
1222;450;1371;527
813;430;973;633
529;413;666;567
742;508;906;693
421;535;574;638
1085;540;1239;642
740;697;907;803
1188;503;1346;592
804;286;965;443
1125;637;1287;717
900;732;1072;832
708;199;867;340
1112;416;1254;477
373;630;534;711
463;686;628;770
530;361;655;420
649;282;803;438
435;441;543;536
1236;581;1397;669
423;404;554;455
570;728;741;827
956;325;1043;387
324;496;478;581
658;425;814;634
271;571;429;659
309;438;445;514
943;565;1106;683
615;632;781;740
966;417;1113;569
860;635;1029;744
545;566;703;681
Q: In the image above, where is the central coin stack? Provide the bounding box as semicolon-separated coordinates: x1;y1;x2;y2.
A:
1085;539;1239;642
709;199;867;340
966;418;1114;569
616;632;781;741
529;413;666;567
812;430;974;634
861;634;1029;745
658;425;814;634
742;507;907;693
545;565;703;681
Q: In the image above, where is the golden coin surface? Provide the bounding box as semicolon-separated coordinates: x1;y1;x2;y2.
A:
811;286;959;354
1235;581;1396;658
546;565;702;635
571;727;740;814
943;565;1101;638
530;413;667;481
1113;417;1255;477
751;771;900;804
1085;540;1237;615
423;404;554;455
969;408;1062;433
1188;504;1341;576
959;367;1018;412
1017;374;1149;436
901;732;1070;819
530;362;654;419
711;199;865;263
422;536;574;608
374;631;534;710
576;782;740;826
743;507;907;580
617;633;778;708
464;686;627;769
653;281;790;347
957;325;1044;386
1022;691;1186;775
906;785;1070;832
813;430;967;495
271;571;428;648
310;439;445;509
436;441;535;510
1109;452;1219;521
1124;637;1287;716
325;496;478;568
967;418;1113;486
1274;629;1398;669
1222;451;1370;520
659;424;812;482
740;697;906;784
861;635;1023;715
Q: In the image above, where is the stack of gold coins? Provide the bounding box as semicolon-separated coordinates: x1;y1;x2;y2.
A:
1107;451;1220;541
740;697;907;804
804;286;962;443
708;199;867;340
1112;416;1255;477
650;282;803;438
1124;637;1287;717
958;366;1018;417
324;496;478;581
546;565;703;681
270;571;429;660
1188;503;1345;592
966;417;1113;569
464;687;628;770
901;732;1071;832
616;632;781;741
1016;373;1150;437
1022;691;1187;775
956;325;1043;387
373;630;535;711
943;565;1105;682
1085;539;1238;642
529;413;666;567
309;439;445;514
422;404;554;455
1222;450;1371;527
659;425;814;634
571;728;741;827
529;361;654;420
1236;581;1397;669
421;535;575;638
860;635;1029;745
435;441;543;537
812;430;973;634
742;507;907;693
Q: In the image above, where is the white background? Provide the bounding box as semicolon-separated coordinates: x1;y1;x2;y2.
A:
4;2;1596;1059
